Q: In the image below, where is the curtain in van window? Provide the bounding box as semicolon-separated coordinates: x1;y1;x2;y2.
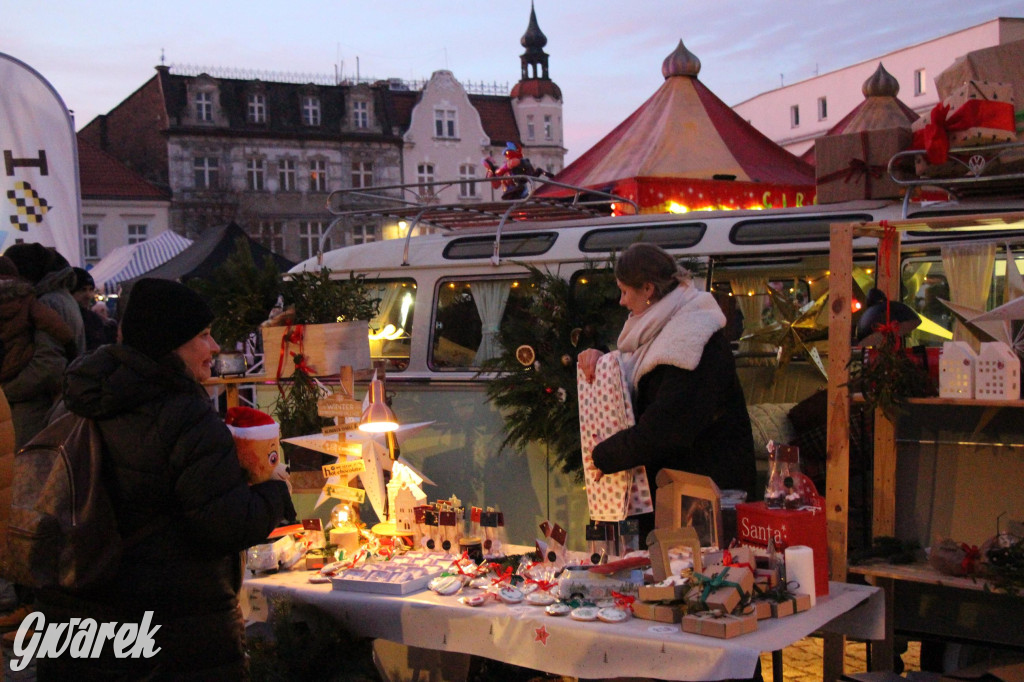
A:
730;275;771;356
942;243;995;346
371;282;404;333
472;280;512;364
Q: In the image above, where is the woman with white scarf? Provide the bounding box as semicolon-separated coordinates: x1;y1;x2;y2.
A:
579;243;756;541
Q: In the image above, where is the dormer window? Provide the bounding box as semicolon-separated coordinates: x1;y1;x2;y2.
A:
248;93;266;123
195;91;213;122
434;109;456;138
302;96;321;126
353;100;368;129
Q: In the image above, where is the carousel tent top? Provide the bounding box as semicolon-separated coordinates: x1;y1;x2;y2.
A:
801;63;920;166
89;229;193;295
548;40;814;211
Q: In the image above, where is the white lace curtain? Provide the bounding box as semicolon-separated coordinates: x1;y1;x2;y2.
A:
472;280;512;364
942;242;995;347
370;282;404;333
730;275;770;355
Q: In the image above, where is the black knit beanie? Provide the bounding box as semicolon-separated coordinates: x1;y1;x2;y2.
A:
72;267;95;292
4;243;55;285
121;278;215;359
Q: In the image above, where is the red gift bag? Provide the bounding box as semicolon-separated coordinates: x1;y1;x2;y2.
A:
735;499;830;596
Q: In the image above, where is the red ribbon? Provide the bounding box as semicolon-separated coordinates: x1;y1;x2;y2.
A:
817;131;884;195
722;550;753;571
275;323;306;388
526;579;555;592
912;99;1016;164
611;591;635;612
960;543;981;575
490;565;513;587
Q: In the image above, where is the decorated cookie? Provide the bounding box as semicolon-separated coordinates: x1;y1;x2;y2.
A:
520;582;539;595
459;594;488;607
545;602;572;617
597;607;630;623
570;606;599;622
429;575;463;596
308;574;331;584
525;591;556;606
498;587;524;604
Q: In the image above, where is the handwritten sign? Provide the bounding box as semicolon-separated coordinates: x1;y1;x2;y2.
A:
324;484;367;504
321;441;363;458
322;460;366;477
322;424;353;435
318;395;363;419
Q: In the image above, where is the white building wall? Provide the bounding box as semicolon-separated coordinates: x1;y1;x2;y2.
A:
81;198;171;265
734;18;1024;157
514;96;565;176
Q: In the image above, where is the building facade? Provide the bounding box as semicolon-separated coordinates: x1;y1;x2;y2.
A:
733;17;1024;157
78;8;564;263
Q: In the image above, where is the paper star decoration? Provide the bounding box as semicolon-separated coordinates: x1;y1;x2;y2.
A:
534;625;550;645
739;287;830;379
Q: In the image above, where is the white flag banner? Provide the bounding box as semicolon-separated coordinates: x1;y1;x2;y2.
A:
0;52;82;265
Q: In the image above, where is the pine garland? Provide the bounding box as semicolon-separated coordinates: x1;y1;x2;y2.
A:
480;262;623;478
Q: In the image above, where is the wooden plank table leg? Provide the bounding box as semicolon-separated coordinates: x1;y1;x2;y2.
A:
823;632;845;682
773;649;783;682
867;576;895;672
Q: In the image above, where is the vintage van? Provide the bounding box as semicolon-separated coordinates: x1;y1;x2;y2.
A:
258;182;1024;550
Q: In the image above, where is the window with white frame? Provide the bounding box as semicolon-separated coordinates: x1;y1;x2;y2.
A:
310;159;328;192
127;224;148;245
417;163;435;197
259;220;285;253
193;156;219;189
544;114;552;140
459;164;477;198
434;109;456;138
298;220;330;260
195;91;213;122
914;69;927;96
353;100;368;129
246;158;265;191
278;159;296;192
351;161;373;189
302;96;321;126
790;104;800;127
352;224;376;245
248;93;266;123
82;224;99;260
817;96;827;121
526;115;535;141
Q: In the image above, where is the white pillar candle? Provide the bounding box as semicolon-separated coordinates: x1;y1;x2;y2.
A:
784;545;816;607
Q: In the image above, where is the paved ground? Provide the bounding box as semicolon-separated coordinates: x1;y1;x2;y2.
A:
759;637;921;682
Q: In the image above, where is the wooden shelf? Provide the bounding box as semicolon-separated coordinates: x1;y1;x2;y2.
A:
849;562;993;592
851;394;1024;408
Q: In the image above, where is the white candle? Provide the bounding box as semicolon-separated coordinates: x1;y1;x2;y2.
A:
784;545;816;607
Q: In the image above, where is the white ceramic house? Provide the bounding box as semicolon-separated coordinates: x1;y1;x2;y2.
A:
939;341;978;398
394;485;427;535
974;342;1021;400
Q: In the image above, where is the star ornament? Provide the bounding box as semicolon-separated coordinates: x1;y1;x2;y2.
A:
534;625;550;645
739;287;830;379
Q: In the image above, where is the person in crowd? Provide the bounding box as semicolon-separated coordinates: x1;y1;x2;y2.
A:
71;267;116;351
0;253;77;450
36;278;294;680
4;243;86;358
578;242;756;542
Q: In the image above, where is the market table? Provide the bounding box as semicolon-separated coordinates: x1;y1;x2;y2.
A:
242;570;884;681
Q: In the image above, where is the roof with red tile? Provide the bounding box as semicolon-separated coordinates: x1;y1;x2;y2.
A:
77;135;169;201
469;95;522;146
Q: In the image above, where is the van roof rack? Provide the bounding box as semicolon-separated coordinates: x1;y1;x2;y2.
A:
320;175;639;266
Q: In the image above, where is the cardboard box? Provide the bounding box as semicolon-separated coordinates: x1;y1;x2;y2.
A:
638;578;689;603
944;81;1015;111
703;546;754;573
687;566;754;614
632;600;686;623
647;526;703;581
751;600;773;620
682;611;758;639
764;592;812;618
736;502;829;597
816;128;911;203
654;469;723;549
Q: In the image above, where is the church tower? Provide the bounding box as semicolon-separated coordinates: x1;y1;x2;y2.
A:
510;2;565;175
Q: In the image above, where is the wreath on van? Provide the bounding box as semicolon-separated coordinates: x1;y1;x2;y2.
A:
479;262;623;478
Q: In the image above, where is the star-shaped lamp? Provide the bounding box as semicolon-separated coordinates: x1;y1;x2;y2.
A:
739;287;830;379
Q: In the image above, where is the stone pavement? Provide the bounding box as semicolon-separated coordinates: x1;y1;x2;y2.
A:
759;636;921;682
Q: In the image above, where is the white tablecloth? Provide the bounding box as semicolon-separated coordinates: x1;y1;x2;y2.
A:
243;570;883;681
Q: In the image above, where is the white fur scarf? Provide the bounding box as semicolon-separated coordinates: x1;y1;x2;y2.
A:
617;283;726;390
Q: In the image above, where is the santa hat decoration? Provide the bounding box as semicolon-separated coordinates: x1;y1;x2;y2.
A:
225;406;280;441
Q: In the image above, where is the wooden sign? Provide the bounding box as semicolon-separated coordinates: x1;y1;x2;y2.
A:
317;394;363;419
322;423;353;435
324;484;366;504
321;441;363;458
322;460;366;477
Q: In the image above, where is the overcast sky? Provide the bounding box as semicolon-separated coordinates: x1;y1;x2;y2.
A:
3;1;1021;163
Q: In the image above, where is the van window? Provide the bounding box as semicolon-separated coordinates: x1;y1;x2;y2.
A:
368;278;417;372
443;233;557;260
431;276;536;369
731;214;872;245
579;223;705;252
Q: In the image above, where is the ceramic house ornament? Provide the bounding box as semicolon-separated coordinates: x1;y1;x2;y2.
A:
939;341;977;398
974;342;1020;400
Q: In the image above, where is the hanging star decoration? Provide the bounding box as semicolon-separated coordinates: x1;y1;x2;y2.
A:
739;287;830;379
282;376;434;521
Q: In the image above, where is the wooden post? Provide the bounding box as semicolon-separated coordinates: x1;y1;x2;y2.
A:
871;228;902;538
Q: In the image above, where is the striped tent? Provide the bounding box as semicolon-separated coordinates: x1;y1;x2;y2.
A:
89;230;193;294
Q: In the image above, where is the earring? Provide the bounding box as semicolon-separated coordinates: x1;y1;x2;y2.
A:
646;299;651;306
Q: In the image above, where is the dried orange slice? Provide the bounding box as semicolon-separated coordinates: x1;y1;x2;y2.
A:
516;345;536;366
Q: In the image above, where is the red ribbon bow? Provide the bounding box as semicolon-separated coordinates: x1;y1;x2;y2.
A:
490;565;513;587
526;579;555;592
722;550;753;571
960;543;981;575
611;591;635;612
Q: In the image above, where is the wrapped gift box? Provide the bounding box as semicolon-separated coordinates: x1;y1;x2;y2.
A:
633;601;686;623
751;600;773;620
639;577;690;603
686;566;754;613
682;611;758;639
736;501;829;596
816;128;911;203
766;592;812;618
944;80;1015;112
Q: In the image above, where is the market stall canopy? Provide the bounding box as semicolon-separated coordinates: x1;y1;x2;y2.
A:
546;40;815;213
130;221;294;285
801;63;920;166
89;230;193;295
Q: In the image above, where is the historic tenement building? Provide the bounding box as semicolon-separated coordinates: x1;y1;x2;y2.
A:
78;6;565;263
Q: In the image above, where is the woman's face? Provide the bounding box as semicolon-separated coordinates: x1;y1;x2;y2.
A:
173;327;220;382
617;280;653;316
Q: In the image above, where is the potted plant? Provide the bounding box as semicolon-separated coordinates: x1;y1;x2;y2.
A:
189;237;284;375
261;267;381;379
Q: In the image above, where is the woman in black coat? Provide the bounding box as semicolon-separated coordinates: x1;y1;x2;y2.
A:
37;278;293;681
579;243;756;542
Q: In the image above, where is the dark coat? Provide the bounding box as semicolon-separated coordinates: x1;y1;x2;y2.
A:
592;330;756;499
59;344;289;615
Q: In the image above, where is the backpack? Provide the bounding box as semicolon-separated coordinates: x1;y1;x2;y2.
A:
0;412;124;592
